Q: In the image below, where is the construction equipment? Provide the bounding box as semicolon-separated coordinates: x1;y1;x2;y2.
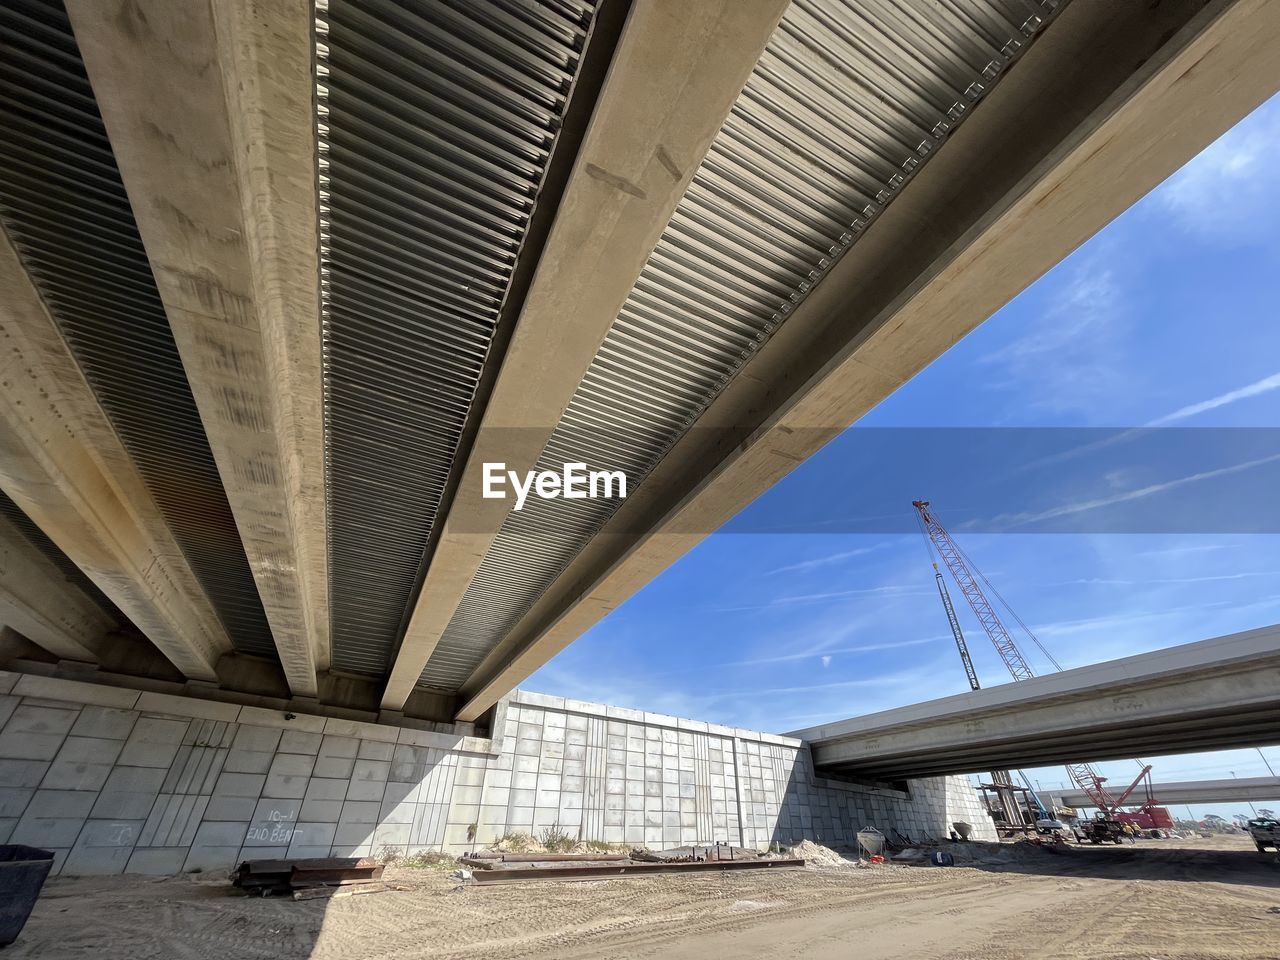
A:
931;562;980;691
913;500;1172;826
1247;817;1280;852
1080;813;1128;845
1108;765;1175;832
927;561;1025;829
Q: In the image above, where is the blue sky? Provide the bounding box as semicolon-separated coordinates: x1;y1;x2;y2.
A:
529;94;1280;820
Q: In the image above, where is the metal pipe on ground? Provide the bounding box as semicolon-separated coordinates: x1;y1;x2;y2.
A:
468;858;807;884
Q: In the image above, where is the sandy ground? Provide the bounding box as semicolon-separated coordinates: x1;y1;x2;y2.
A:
9;834;1278;960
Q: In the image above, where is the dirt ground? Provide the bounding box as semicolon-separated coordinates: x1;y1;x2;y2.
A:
10;834;1278;960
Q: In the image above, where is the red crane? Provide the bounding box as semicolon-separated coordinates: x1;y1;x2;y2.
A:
913;500;1160;820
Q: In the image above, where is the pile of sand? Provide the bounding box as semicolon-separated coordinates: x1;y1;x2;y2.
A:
787;839;854;867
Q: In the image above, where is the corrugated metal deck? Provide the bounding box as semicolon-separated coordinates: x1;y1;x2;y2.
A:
318;0;598;676
418;0;1062;690
0;0;275;658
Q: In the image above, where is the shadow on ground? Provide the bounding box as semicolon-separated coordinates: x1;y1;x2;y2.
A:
946;839;1280;889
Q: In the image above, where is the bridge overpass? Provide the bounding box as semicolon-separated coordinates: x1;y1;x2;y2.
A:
791;626;1280;781
1051;777;1280;810
0;0;1277;728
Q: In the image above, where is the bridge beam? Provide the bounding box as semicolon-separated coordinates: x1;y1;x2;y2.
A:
0;509;115;663
0;228;232;681
380;0;792;710
1053;777;1280;809
796;626;1280;780
66;0;330;697
454;0;1280;721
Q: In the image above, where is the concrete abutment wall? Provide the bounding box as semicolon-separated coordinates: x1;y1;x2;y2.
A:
0;673;994;875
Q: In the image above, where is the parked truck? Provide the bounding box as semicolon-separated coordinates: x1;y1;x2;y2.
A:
1247;817;1280;852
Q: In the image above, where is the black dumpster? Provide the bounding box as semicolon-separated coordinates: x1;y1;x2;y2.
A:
0;845;54;947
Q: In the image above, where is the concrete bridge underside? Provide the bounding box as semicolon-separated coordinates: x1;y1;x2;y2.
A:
794;626;1280;781
0;0;1277;729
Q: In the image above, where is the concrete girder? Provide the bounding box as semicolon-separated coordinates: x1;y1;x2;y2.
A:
452;0;1280;721
1052;778;1280;809
797;625;1280;780
0;227;232;681
0;508;116;663
816;701;1280;781
379;0;792;711
65;0;330;697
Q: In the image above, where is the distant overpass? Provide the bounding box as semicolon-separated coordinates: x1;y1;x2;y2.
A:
1052;777;1280;810
791;626;1280;781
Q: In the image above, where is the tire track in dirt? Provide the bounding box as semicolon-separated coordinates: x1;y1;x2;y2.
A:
526;870;1061;960
11;839;1278;960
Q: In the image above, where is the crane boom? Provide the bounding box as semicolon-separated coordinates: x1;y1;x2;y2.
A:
928;548;1055;823
914;501;1035;682
1108;764;1154;809
930;563;1033;823
1063;762;1118;810
912;499;1149;819
933;563;980;691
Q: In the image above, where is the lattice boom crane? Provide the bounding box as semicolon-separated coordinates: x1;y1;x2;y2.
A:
914;501;1035;683
912;499;1145;817
928;560;1031;823
931;562;980;692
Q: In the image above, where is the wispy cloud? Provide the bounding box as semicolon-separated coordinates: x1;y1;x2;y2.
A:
703;664;944;702
1027;595;1275;642
715;634;946;669
1158;95;1280;242
997;452;1280;528
1041;571;1280;588
712;583;929;613
1017;370;1280;475
1148;371;1280;425
1135;542;1225;558
981;269;1117;373
768;541;891;575
978;250;1133;419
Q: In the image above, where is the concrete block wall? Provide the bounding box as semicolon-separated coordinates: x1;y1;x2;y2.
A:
487;692;997;850
0;672;494;875
0;673;995;875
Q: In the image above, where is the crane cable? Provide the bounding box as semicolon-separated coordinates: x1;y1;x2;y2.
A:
945;531;1065;673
